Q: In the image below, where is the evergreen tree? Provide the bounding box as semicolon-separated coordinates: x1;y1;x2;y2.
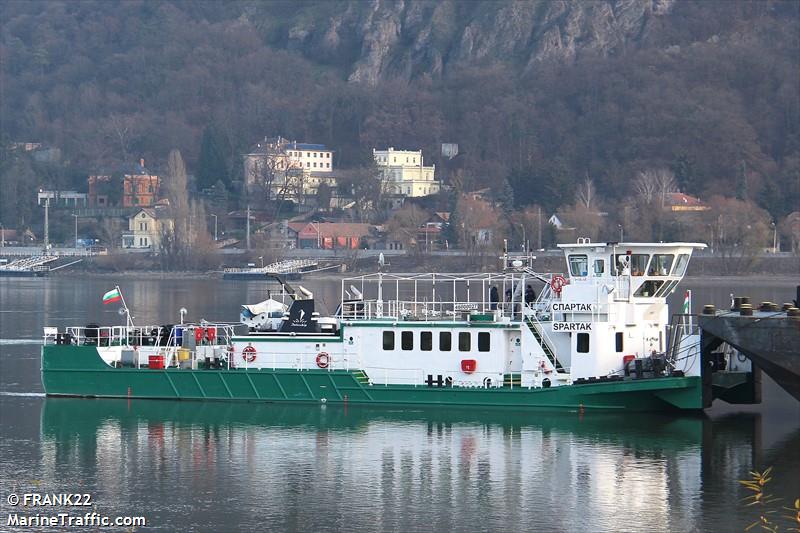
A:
197;126;229;191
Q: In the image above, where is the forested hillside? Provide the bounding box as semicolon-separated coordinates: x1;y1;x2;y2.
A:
1;0;798;227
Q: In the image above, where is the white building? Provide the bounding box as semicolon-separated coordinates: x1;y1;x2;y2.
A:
373;147;440;197
244;137;335;201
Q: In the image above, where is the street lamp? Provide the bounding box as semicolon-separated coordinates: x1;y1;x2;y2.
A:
771;222;777;253
72;213;79;249
618;224;624;243
211;214;218;241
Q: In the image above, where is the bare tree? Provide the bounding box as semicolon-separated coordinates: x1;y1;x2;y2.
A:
106;113;140;163
634;170;658;204
576;177;596;210
635;169;677;206
386;205;428;252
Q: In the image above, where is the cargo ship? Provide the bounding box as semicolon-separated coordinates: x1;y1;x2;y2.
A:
42;241;726;411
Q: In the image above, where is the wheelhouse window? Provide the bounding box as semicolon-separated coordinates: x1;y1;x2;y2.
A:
613;254;650;276
648;254;674;276
458;332;471;352
593;259;605;276
634;279;664;297
401;331;413;350
577;333;590;353
568;255;588;277
439;332;451;351
672;254;690;276
478;332;490;352
655;279;679;297
421;331;433;351
382;331;395;350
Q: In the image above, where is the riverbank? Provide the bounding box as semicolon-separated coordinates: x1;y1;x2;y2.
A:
34;249;799;278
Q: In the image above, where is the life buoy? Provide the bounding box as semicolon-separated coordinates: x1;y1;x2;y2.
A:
242;345;257;363
551;275;567;295
316;352;330;369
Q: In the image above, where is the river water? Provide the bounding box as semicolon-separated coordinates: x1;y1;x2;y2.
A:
0;275;798;532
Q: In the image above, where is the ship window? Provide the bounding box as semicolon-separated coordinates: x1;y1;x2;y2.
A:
458;332;471;351
648;254;674;276
382;331;395;350
568;255;588;277
593;259;604;276
655;279;679;297
478;332;490;352
613;254;649;276
577;333;590;353
439;332;451;351
615;332;624;352
421;331;432;351
401;331;413;350
672;254;690;276
634;280;664;297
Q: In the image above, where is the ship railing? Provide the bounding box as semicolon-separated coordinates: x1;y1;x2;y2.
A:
665;313;701;371
338;298;517;322
45;323;238;348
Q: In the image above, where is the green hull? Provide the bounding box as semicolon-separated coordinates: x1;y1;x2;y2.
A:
42;345;704;412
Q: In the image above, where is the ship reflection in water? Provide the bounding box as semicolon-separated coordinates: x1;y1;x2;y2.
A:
32;399;798;532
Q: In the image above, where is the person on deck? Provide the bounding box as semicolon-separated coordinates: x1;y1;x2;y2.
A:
525;284;536;304
490;286;499;310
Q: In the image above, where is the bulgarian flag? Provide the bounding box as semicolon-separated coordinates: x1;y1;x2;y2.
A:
102;287;122;305
683;290;691;314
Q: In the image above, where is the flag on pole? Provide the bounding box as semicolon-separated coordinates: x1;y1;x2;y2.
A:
682;290;691;314
102;287;122;305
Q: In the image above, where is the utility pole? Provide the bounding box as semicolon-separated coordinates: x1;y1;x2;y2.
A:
211;214;218;241
537;205;542;250
1;224;4;248
43;198;49;252
246;205;251;250
72;213;79;248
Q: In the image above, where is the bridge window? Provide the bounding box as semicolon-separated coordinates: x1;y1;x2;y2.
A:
577;333;590;353
421;331;433;351
657;279;679;297
613;254;650;276
458;332;471;351
615;332;624;352
672;254;690;276
401;331;413;350
382;331;395;350
439;332;451;351
478;332;490;352
568;255;588;277
593;259;605;276
648;254;674;276
634;279;664;297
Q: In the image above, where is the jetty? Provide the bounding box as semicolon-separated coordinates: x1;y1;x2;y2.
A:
698;292;800;402
223;258;331;280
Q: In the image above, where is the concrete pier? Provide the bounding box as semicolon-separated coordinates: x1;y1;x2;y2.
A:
699;312;799;401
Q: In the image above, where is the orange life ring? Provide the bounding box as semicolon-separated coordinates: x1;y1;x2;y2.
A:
551;275;567;295
316;352;330;369
242;345;257;363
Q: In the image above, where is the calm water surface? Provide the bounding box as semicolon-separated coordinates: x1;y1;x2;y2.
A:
0;275;798;532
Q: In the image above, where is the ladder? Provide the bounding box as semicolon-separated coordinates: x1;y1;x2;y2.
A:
525;316;566;373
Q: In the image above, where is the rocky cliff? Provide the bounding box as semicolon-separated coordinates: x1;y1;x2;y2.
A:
270;0;679;85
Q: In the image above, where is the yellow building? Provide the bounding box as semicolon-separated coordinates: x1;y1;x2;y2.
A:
122;209;173;250
373;147;440;197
